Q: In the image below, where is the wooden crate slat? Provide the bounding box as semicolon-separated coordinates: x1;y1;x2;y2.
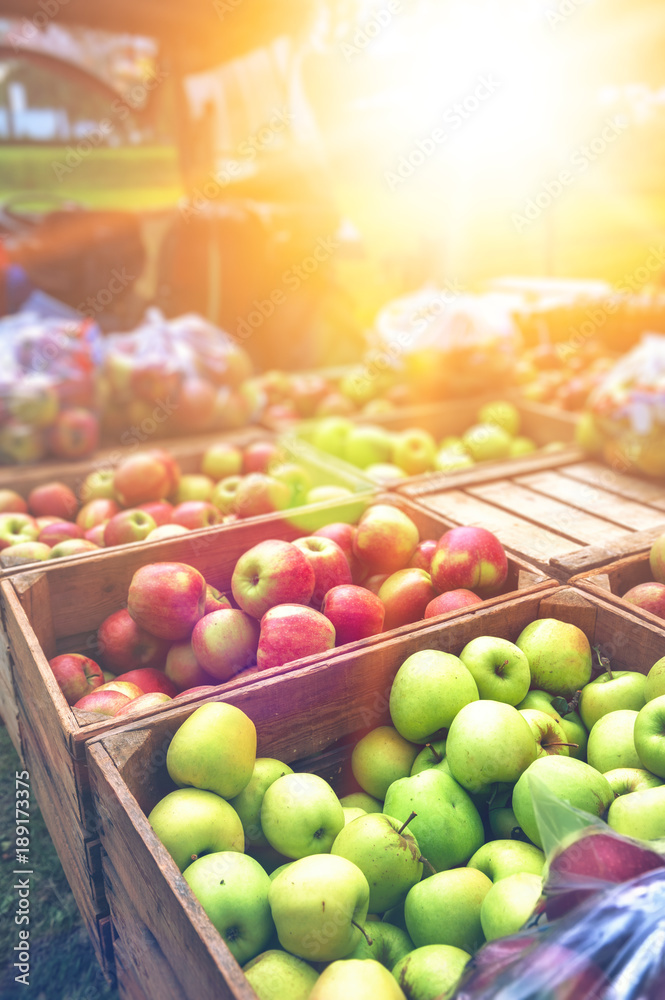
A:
400;448;584;497
421;489;582;560
550;526;664;579
559;462;665;510
467;481;631;548
0;622;21;755
515;470;665;532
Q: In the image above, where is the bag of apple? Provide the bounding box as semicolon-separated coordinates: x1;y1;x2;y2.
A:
0;310;102;464
454;776;665;999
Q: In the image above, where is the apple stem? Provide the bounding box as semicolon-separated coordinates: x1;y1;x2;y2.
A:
425;743;443;763
397;811;417;836
419;855;437;876
547;742;579;749
593;644;613;681
351;920;373;946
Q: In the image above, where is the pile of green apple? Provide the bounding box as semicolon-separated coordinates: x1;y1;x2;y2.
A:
309;400;563;483
146;619;665;1000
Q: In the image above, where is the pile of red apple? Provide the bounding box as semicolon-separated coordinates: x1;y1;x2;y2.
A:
0;437;357;570
618;532;665;621
49;506;511;717
142;618;665;999
516;340;614;411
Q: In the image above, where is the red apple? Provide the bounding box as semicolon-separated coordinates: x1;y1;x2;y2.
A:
257;604;336;670
173;684;218;699
97;608;172;673
205;585;232;614
85;523;107;546
320;585;385;645
263;402;299;424
98;680;144;698
49;653;104;705
113;452;174;507
170;501;222;530
231;540;316;618
312;522;364;581
104;509;157;547
290;374;330;417
0;513;39;550
0;489;27;514
622;582;665;620
73;689;132;717
243;441;281;474
174;376;217;432
128;562;207;640
0;541;52;567
35;516;61;530
353;504;419;574
76;498;120;530
165;641;218;692
147;524;189;541
378;568;437;630
649;533;665;584
147;449;181;497
408;539;438;573
48;539;99;559
212;386;253;430
233;473;291;518
292;536;353;606
424;589;481;617
28;482;78;520
38;521;83;547
138;500;174;526
114;692;172;716
191;609;260;682
48;408;99;458
430;526;508;597
112;668;178;697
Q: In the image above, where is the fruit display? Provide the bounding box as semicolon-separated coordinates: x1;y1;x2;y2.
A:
0;437;364;570
46;507;512;712
516;339;615;411
143;621;664;998
0;312;101;465
305;399;567;483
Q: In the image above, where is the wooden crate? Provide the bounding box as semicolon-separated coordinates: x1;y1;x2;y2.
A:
570;550;665;632
85;585;665;1000
402;456;665;581
280;396;580;491
0;493;552;982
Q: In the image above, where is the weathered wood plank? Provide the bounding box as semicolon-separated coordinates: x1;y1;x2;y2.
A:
517;470;665;532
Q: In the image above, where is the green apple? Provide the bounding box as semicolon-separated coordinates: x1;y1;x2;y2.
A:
608;785;665;840
516;690;564;724
305;485;353;504
269;862;293;881
392;944;469;1000
587;710;642;772
382;904;408;933
309;959;406;999
512;757;614;848
467;840;545;881
243;949;319;1000
351;726;421;799
579;671;646;729
183;851;273;964
479;872;542;941
575;412;604;455
229;758;294;850
405;867;492;951
488;806;524;840
391;429;437;476
477;400;520;437
520;709;572;758
446;701;538;794
509;437;536;457
389;649;479;743
634;695;665;777
645;657;665;702
270;463;312;505
603;767;663;798
200;442;243;481
383;769;484;872
343;807;367;825
148;788;244;872
344;425;395;469
516;619;592;698
410;740;447;776
269;854;370;962
331;813;423;913
260;772;344;858
340;792;383;813
311;417;354;458
462;423;512;462
344;920;413;967
561;710;588;761
166;703;256;799
174;473;214;503
434;449;475;473
439;435;467;454
459;636;531;705
365;463;407;483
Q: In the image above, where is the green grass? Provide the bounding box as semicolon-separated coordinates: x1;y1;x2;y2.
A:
0;725;119;1000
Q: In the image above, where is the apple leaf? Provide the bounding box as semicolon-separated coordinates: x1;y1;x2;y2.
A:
550;696;569;717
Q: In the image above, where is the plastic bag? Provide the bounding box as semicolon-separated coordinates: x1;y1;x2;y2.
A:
454;774;665;1000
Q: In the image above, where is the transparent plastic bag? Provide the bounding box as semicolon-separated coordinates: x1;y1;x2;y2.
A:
454;774;665;1000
